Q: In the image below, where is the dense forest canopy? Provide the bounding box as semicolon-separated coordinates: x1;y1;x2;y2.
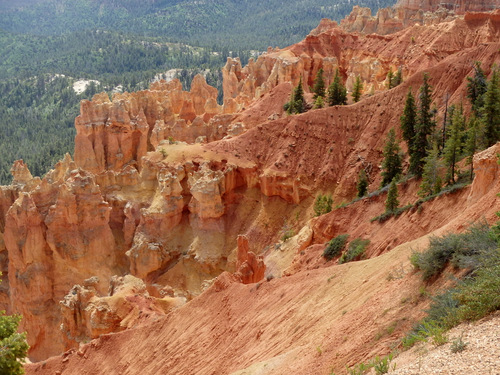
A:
0;0;396;49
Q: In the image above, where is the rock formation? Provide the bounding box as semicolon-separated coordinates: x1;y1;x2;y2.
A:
341;0;499;35
223;9;500;111
0;2;498;366
22;137;500;373
60;275;184;346
234;235;266;284
74;75;237;174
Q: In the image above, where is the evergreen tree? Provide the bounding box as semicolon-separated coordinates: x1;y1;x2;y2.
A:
357;169;369;198
327;69;347;106
385;178;399;213
284;91;294;114
286;78;306;114
387;69;394;89
410;73;436;177
465;116;478;181
466;62;487;115
400;88;417;152
312;68;326;99
314;194;333;216
419;142;443;197
381;128;403;187
351;75;363;103
0;274;29;375
392;67;403;87
443;103;465;184
313;95;324;109
441;102;455;152
480;68;500;147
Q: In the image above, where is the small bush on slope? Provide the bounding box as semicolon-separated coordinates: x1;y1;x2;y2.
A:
339;238;370;264
410;222;496;281
403;222;500;348
323;234;349;261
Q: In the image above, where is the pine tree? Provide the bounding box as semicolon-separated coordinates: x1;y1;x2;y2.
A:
480;68;500;147
357;169;369;198
441;102;455;152
0;275;29;375
385;178;399;213
313;95;324;109
410;73;436;177
419;142;443;197
400;88;417;152
392;68;403;87
285;78;306;114
381;128;403;187
314;194;333;216
313;68;326;99
466;62;487;115
443;103;465;184
387;69;394;89
327;69;347;106
351;75;363;103
465;116;478;181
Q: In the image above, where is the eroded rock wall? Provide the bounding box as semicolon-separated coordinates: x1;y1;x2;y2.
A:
74;76;239;174
395;0;499;13
222;11;500;112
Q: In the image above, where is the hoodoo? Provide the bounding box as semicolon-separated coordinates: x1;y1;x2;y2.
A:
0;0;497;373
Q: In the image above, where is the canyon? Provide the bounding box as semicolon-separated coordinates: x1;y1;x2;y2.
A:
0;0;498;373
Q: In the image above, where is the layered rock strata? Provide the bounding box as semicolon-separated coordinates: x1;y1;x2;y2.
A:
223;10;500;111
0;5;499;364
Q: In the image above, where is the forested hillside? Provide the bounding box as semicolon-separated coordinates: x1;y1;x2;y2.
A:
0;0;395;49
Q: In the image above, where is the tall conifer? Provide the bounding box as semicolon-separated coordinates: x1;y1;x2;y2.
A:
481;68;500;147
466;62;487;115
400;88;417;151
385;179;399;213
381;128;403;187
410;73;435;177
313;68;325;99
327;69;347;106
443;103;465;184
352;75;363;103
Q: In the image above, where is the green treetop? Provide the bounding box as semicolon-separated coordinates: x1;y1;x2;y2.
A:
381;128;403;187
410;73;436;177
466;62;487;115
0;274;29;375
357;169;369;198
313;68;326;99
327;69;347;106
480;67;500;147
385;178;399;213
443;103;465;184
285;78;306;114
351;75;363;103
419;142;443;197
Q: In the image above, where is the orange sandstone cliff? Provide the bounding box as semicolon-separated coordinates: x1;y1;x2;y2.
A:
341;0;500;35
0;2;497;371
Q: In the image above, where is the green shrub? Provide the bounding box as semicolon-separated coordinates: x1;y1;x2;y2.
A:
339;238;370;264
450;334;468;353
323;234;349;261
410;222;495;281
403;222;500;349
314;194;333;216
454;260;500;322
0;311;29;375
373;354;393;375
